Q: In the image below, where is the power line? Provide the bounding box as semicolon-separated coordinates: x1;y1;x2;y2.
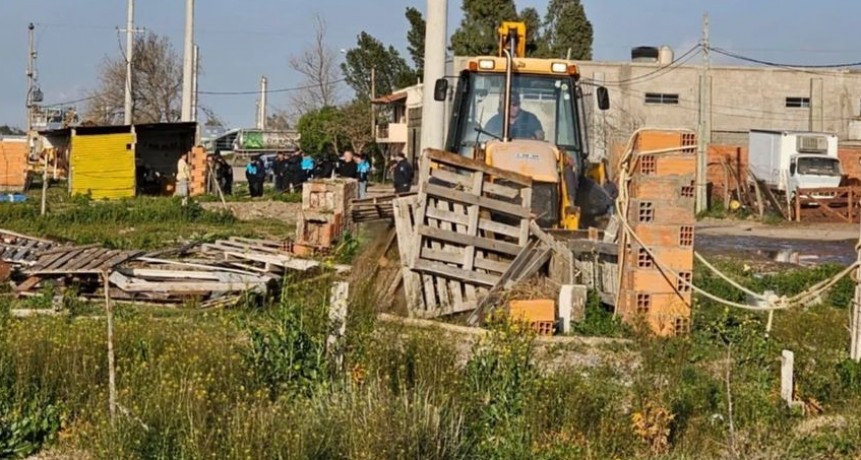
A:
199;79;347;96
709;46;861;69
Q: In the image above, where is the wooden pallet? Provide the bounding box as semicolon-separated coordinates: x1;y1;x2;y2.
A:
401;149;534;318
0;230;58;265
26;247;142;275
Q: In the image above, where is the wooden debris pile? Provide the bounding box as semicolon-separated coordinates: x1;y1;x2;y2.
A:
393;149;570;321
351;193;416;223
1;229;344;307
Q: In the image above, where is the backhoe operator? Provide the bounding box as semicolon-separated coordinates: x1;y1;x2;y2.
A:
484;92;545;141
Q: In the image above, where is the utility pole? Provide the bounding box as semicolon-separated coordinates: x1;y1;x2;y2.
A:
370;67;376;139
180;0;195;121
420;0;448;154
191;44;199;122
26;23;36;133
695;13;711;214
257;76;267;130
123;0;135;125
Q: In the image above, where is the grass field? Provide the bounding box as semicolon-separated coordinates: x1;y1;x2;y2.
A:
2;186;861;459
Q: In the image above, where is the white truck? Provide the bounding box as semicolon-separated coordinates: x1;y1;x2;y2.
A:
748;130;842;197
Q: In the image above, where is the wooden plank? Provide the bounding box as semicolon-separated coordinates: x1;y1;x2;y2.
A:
417;225;522;256
109;272;266;294
424;205;522;239
35;248;85;271
424;184;531;218
430;168;521;199
425;149;532;186
411;259;500;287
506;246;552;289
14;276;43;293
83;249;127;270
426;198;451;312
392;196;424;313
64;248;107;271
222;251;319;271
28;250;67;271
420;247;510;274
436;199;464;311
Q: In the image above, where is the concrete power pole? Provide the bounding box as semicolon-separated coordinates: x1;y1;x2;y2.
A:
191;45;199;122
180;0;195;121
257;76;267;130
695;13;711;214
123;0;135;125
420;0;448;154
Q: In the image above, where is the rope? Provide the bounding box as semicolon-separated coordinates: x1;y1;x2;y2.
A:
613;128;858;313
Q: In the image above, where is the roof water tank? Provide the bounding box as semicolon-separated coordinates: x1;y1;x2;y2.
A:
658;46;674;66
631;46;660;63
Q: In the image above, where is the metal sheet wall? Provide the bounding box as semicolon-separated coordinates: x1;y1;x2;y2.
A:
70;133;135;200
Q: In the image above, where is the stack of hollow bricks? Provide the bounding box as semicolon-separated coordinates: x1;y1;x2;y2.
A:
296;179;358;252
189;146;207;196
619;130;696;337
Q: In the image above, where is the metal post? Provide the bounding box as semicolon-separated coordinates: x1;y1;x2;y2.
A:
420;0;448;154
695;13;710;213
180;0;195;121
851;211;861;361
123;0;135;125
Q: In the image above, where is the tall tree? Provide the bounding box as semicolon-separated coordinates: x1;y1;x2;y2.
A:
543;0;593;60
289;15;340;114
405;7;426;76
341;32;414;101
518;7;546;56
85;32;182;124
450;0;517;56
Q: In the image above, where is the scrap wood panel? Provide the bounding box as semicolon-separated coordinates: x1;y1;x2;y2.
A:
0;230;58;265
404;149;533;318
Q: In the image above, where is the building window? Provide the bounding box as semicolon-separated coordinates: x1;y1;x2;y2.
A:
786;97;810;108
645;93;679;105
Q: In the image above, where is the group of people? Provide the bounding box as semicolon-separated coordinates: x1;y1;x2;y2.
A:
270;151;317;194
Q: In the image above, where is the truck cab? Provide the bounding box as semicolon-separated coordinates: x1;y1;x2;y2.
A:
788;154;842;194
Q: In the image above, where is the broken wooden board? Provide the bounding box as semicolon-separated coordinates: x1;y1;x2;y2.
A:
0;229;59;265
201;238;321;273
25;247;142;275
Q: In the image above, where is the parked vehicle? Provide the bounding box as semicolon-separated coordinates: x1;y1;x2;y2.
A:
748;130;842;198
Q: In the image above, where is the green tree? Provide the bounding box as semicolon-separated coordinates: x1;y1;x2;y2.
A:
450;0;517;56
296;106;347;157
543;0;593;60
405;7;426;76
0;125;25;136
341;32;415;101
518;7;545;56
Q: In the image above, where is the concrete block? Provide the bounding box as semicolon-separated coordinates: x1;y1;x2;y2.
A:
559;285;588;332
781;350;794;406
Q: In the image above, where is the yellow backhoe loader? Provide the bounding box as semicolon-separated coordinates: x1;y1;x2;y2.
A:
432;21;612;229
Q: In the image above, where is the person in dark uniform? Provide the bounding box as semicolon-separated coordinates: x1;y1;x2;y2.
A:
285;150;304;192
336;150;358;179
272;152;288;192
216;154;233;196
392;153;414;194
315;154;335;179
484;91;545;140
246;156;266;198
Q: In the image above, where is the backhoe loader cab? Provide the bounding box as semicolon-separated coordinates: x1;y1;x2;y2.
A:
434;30;610;229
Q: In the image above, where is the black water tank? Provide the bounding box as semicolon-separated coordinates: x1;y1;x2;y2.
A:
631;46;660;62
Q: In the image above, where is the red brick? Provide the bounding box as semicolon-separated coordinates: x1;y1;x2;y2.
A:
627;199;696;225
509;299;555;323
634;131;697;154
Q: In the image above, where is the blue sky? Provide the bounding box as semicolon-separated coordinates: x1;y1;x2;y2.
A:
2;0;860;128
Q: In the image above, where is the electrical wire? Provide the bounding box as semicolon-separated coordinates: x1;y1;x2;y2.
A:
199;79;347;96
709;46;861;69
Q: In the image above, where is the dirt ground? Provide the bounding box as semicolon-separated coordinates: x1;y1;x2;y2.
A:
201;201;301;225
696;218;859;241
